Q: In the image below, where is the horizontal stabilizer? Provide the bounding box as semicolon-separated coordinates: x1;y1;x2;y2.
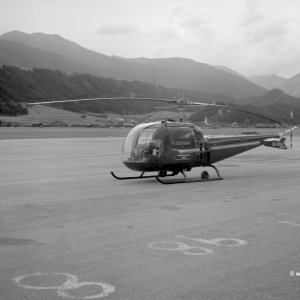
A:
263;138;287;150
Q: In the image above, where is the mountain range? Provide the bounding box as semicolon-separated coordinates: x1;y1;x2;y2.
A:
190;88;300;124
249;74;300;97
0;30;299;124
0;31;266;99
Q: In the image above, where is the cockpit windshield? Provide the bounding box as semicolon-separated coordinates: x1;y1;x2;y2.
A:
122;122;164;162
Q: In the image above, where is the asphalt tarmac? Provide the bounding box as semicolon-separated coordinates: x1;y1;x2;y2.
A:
0;135;300;299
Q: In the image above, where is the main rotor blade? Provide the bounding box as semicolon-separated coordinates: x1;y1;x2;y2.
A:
188;101;284;125
153;106;179;109
28;97;176;106
28;96;284;125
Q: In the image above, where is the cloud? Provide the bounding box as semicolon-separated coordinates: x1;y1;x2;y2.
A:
246;19;289;45
146;28;179;42
242;1;265;27
165;7;217;44
95;24;139;36
86;0;300;77
239;1;290;46
181;18;215;39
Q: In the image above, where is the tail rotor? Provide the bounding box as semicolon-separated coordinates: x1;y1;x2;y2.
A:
281;110;298;150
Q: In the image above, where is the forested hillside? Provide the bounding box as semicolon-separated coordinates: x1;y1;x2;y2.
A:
0;66;29;115
0;65;234;115
1;66;299;124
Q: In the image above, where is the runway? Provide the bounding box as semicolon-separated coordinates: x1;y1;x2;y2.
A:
0;134;300;299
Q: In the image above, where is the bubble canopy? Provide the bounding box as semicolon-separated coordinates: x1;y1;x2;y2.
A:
122;121;202;172
122;122;164;165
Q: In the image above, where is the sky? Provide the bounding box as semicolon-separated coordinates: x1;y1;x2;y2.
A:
1;0;300;77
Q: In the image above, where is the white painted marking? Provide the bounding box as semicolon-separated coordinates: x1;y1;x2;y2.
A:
148;241;188;251
13;272;77;290
0;175;104;186
276;213;300;219
148;241;213;256
278;221;300;228
182;247;213;256
57;281;115;299
148;236;247;257
0;179;62;186
176;235;247;247
13;272;115;299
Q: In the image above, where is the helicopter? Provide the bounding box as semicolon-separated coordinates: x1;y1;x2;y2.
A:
29;97;298;184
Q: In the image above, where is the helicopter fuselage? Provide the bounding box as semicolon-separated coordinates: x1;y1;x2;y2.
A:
121;121;285;173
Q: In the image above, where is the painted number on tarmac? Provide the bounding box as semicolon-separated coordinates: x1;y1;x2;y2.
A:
148;241;213;256
13;272;115;299
277;221;300;228
276;213;300;228
148;235;247;256
176;235;247;247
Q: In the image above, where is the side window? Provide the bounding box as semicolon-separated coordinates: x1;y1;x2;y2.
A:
169;128;194;147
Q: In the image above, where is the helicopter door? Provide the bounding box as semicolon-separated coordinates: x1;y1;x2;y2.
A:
199;143;210;165
204;145;210;165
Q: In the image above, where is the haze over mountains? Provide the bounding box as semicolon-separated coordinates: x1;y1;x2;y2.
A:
0;31;266;99
250;74;300;97
0;30;299;124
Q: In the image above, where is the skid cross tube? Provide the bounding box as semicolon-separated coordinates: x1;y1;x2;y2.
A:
155;165;223;184
208;164;223;180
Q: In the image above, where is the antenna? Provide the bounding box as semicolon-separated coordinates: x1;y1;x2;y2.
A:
154;94;187;122
177;94;188;123
179;108;184;123
290;110;293;148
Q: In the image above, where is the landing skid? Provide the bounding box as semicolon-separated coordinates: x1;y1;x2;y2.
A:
155;165;223;184
111;165;223;184
110;171;177;180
